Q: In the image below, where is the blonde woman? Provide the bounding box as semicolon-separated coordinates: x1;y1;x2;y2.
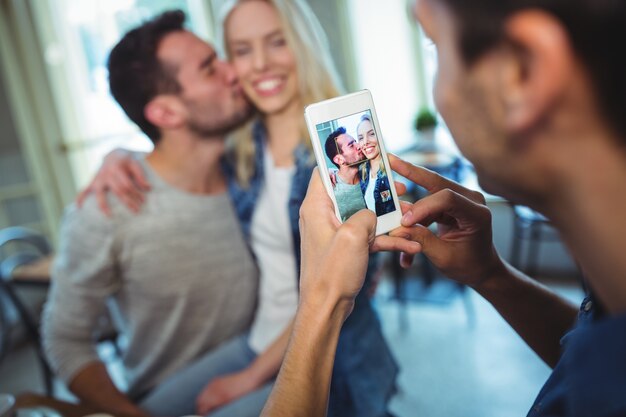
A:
357;114;396;216
81;2;398;416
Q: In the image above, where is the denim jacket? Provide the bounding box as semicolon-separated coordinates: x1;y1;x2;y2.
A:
222;121;398;417
360;163;396;216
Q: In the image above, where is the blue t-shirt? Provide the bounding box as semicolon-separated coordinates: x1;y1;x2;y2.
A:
528;296;626;416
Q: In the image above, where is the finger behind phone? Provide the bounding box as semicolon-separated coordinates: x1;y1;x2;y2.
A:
371;234;421;255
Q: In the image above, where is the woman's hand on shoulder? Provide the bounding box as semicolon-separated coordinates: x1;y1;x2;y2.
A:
76;148;151;216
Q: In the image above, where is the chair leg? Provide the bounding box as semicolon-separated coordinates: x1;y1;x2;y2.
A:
510;220;523;270
36;344;55;396
460;285;476;329
390;253;409;332
527;225;543;277
2;283;54;396
0;293;9;363
112;339;123;358
421;255;436;287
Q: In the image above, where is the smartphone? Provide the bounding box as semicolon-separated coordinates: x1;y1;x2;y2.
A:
304;90;402;235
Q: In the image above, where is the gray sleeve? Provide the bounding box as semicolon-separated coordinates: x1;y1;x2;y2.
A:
42;201;121;385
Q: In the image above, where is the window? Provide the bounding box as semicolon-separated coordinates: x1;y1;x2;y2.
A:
32;0;214;187
346;0;459;156
346;0;426;152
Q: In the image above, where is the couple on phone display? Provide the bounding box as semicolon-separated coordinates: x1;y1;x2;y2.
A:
323;112;395;222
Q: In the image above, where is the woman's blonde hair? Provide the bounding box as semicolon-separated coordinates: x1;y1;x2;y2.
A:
358;113;386;182
218;0;345;186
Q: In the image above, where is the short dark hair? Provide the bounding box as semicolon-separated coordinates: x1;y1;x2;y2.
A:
438;0;626;140
108;10;186;143
325;126;347;168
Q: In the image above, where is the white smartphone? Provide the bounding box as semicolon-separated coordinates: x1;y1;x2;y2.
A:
304;90;402;235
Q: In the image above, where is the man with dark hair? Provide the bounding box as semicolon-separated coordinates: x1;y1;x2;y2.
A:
107;11;249;144
324;127;346;168
107;11;184;143
42;11;257;417
261;0;626;416
324;127;367;221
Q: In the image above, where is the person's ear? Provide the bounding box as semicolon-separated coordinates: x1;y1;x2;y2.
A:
144;95;187;131
333;154;345;166
499;10;575;134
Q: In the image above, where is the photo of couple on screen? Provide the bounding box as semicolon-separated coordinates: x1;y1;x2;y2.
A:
317;110;396;221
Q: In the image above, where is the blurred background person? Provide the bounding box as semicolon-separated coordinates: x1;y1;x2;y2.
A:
42;11;258;417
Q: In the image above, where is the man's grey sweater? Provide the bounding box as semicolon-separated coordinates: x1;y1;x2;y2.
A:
42;159;258;398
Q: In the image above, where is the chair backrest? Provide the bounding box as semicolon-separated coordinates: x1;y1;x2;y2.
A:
1;253;44;282
0;227;51;256
512;204;549;224
0;227;51;282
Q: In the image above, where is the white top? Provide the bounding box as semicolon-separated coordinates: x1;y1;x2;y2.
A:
248;151;298;353
364;170;377;213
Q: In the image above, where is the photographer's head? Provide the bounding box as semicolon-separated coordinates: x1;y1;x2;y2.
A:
108;10;251;144
413;0;626;204
325;127;363;168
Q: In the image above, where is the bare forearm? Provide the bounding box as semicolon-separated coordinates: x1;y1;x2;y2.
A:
69;362;148;417
260;295;352;417
473;261;578;367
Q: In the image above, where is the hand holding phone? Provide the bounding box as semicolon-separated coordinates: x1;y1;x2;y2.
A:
304;90;402;235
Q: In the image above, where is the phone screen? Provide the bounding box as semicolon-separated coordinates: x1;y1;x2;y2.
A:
315;109;397;222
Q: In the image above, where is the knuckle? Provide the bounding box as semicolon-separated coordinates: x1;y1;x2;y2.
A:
337;223;365;246
441;188;456;203
413;226;428;244
298;204;310;221
471;190;487;205
479;204;493;224
407;229;421;245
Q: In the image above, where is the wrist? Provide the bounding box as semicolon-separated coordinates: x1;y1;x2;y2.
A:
243;364;266;388
299;280;355;324
470;253;511;295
